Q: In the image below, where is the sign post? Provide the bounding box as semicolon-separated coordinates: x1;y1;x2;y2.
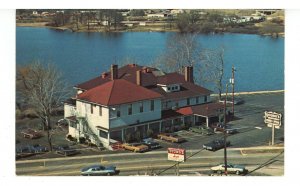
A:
168;148;186;176
264;111;282;145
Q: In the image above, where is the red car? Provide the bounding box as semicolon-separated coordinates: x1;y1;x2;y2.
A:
21;129;43;139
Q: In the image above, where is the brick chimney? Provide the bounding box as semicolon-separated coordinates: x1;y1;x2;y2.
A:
111;64;118;80
184;66;194;83
136;70;142;86
101;72;108;79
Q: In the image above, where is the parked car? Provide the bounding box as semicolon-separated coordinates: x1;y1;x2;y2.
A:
203;139;230;151
56;118;68;128
219;98;245;105
157;133;185;143
210;123;238;134
16;144;48;159
142;138;161;149
54;145;79;156
31;144;49;153
122;143;149;153
189;126;214;135
211;163;248;175
21;129;43;139
81;164;118;176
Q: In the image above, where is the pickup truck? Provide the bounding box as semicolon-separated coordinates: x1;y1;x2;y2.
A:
157;133;185;143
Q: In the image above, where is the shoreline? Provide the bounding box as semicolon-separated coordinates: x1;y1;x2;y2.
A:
16;22;285;37
212;90;284;97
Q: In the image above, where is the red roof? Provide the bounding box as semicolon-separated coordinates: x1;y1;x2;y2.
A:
77;79;162;106
176;102;224;117
75;64;158;90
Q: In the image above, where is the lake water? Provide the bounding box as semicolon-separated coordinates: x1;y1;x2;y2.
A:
16;27;284;92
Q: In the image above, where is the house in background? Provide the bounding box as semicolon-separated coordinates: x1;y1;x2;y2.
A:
64;64;224;149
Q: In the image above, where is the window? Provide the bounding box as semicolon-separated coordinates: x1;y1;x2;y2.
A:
204;96;208;102
166;100;171;108
99;130;108;139
175;101;179;108
150;100;154;111
187;98;190;105
139;101;143;113
91;104;94;114
128;104;132;115
196;97;199;104
167;87;171;91
99;106;102;116
172;86;175;90
116;107;121;117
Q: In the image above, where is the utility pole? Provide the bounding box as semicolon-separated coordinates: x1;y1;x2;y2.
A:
223;83;229;176
231;65;236;118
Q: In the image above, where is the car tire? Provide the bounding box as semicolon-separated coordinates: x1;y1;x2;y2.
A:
217;170;222;174
236;171;240;175
107;172;111;176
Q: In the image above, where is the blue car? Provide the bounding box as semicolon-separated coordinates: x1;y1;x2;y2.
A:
81;165;118;176
142;138;161;149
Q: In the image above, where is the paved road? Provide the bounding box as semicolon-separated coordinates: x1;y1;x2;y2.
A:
16;148;284;176
15;92;284;176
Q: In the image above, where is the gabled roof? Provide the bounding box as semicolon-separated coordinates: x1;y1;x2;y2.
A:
77;79;163;106
75;64;159;90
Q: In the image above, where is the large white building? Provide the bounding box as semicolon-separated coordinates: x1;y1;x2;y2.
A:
64;64;223;149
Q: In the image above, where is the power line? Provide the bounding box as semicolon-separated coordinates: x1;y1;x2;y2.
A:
244;150;284;176
156;148;205;175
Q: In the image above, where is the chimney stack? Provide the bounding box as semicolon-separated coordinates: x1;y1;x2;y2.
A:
184;66;194;83
111;64;118;80
136;70;142;86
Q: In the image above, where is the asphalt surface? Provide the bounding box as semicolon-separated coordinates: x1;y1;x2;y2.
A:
15;92;284;176
16;148;284;176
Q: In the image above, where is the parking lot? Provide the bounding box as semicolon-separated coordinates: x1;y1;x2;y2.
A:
15;91;284;160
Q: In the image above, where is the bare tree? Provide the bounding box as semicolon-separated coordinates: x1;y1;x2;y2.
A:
17;61;69;151
198;47;225;100
152;33;226;100
153;33;199;73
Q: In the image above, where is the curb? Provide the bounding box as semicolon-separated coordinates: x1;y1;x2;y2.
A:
239;146;284;155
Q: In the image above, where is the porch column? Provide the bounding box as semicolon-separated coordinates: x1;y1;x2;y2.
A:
206;117;209;128
159;121;162;132
192;115;196;126
121;129;124;142
107;132;110;146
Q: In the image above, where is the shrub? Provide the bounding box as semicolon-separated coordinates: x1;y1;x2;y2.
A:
79;137;86;144
125;133;133;143
134;131;142;142
146;129;154;138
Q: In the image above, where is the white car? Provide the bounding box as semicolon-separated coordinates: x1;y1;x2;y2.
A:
81;165;118;176
211;163;248;175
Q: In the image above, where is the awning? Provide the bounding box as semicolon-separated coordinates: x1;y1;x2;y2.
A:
176;102;224;117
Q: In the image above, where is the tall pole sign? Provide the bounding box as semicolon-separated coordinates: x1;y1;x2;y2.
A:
264;111;282;145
